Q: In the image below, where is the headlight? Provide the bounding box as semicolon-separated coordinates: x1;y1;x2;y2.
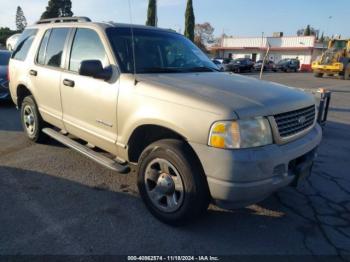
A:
208;117;273;149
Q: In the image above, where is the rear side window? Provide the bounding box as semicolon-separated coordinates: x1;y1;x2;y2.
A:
12;29;38;61
36;29;51;65
69;28;109;72
37;28;69;68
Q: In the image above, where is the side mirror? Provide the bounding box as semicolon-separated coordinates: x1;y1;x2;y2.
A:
79;60;112;81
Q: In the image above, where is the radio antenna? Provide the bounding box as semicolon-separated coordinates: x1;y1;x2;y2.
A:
128;0;138;85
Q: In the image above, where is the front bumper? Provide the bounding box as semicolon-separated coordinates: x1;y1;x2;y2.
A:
190;124;322;208
312;63;343;73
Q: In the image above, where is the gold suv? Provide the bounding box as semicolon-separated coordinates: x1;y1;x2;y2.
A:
9;17;322;225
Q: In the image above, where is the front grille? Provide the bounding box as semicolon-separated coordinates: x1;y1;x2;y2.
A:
274;105;315;138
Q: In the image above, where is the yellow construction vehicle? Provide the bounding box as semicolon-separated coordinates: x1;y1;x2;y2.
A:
312;39;350;80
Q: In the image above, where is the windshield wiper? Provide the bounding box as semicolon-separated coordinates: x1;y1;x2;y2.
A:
137;66;219;74
138;67;183;73
185;66;219;72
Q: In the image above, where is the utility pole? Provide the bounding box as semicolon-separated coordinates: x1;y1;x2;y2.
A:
260;38;270;80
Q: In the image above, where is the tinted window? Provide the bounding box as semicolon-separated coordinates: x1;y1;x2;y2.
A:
107;28;217;73
0;52;11;65
37;29;51;65
12;29;38;61
69;28;108;72
45;28;69;68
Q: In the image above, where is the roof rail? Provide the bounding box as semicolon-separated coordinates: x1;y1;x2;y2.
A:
36;16;91;25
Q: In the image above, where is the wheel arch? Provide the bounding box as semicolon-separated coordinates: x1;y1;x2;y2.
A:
16;84;33;108
127;124;189;163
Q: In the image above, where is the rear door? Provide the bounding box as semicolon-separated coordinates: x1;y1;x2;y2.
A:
60;28;119;154
30;28;70;129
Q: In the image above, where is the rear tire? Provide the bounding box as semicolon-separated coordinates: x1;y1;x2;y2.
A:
314;72;323;78
21;96;48;143
137;139;210;226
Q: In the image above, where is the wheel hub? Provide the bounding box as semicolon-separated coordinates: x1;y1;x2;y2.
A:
144;158;184;213
27;115;34;125
23;105;36;136
157;173;175;194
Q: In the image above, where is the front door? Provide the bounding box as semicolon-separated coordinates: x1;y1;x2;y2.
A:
60;28;119;154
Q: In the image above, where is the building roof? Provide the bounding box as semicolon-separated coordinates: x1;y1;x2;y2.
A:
212;35;318;51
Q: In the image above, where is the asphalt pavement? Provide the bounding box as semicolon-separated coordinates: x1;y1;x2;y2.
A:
0;73;349;258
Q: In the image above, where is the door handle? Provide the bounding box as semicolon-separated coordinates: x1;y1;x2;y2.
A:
63;79;75;87
29;70;37;76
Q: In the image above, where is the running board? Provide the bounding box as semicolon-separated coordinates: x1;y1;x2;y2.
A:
42;128;130;174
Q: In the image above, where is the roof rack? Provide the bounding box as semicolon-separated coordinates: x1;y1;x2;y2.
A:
36;16;91;25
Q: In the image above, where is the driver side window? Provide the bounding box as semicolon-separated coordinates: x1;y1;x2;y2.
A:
164;43;184;66
163;41;201;67
69;28;109;73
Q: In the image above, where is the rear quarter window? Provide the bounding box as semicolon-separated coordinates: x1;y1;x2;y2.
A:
12;29;38;61
37;28;70;68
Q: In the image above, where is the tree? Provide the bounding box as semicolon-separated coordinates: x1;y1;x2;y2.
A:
16;6;27;31
41;0;73;19
184;0;195;42
297;25;318;37
194;22;215;51
146;0;157;27
61;0;73;17
304;25;311;36
0;27;19;46
319;32;325;42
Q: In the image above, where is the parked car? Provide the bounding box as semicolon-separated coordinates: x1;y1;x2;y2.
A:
275;58;300;72
0;50;11;100
6;33;21;51
212;59;225;71
225;58;254;73
254;60;276;71
9;17;321;225
214;58;232;64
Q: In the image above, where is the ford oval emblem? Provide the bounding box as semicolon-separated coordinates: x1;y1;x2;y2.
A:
298;116;307;124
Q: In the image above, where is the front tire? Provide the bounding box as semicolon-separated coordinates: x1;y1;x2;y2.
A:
21;96;47;143
137;139;210;226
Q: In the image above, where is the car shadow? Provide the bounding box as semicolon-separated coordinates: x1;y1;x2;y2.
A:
0;121;349;255
0;166;293;255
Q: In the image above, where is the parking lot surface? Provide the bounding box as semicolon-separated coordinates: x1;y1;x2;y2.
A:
0;73;349;257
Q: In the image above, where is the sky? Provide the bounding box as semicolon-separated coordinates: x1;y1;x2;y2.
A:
0;0;349;38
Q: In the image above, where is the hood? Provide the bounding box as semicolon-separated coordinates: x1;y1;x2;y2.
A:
135;72;315;119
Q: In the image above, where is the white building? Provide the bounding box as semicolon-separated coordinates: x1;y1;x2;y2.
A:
211;35;324;70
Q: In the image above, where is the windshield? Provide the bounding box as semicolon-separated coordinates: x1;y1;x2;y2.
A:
331;40;347;50
0;52;11;66
106;27;218;73
278;59;289;65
